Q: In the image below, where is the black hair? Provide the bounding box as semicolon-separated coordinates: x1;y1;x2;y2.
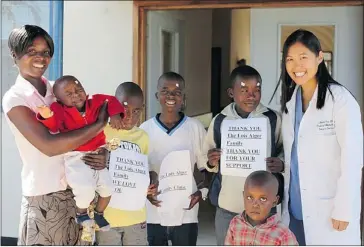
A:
236;58;247;67
54;75;79;85
230;65;262;88
53;75;80;95
115;82;144;100
8;25;54;59
157;71;185;90
245;170;279;195
270;29;341;113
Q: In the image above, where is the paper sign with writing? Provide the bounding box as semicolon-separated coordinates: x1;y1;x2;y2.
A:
108;149;150;211
157;150;193;226
220;118;268;177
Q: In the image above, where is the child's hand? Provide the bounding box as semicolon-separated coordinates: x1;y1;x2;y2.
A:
110;114;124;130
266;157;284;173
37;105;53;119
147;184;159;196
331;218;349;231
147;183;162;207
207;148;222;167
184;190;202;210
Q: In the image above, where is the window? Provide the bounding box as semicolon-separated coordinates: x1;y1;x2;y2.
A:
161;30;174;73
1;1;63;101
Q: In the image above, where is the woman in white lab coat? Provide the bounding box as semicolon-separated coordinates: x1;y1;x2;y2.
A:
271;29;363;245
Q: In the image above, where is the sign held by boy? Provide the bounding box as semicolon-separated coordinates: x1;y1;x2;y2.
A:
221;117;268;177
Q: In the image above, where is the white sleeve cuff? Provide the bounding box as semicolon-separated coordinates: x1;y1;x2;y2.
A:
200;188;209;199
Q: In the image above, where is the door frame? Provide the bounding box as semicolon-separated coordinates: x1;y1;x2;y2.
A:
133;0;363;121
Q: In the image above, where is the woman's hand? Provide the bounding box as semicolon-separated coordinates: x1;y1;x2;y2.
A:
97;100;109;127
184;190;202;210
331;218;349;231
82;147;109;170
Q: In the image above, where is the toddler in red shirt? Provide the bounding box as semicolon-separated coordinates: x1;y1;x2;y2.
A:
37;75;125;241
225;171;298;246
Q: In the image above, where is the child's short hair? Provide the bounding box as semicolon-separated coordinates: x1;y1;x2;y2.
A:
55;75;78;85
245;170;279;195
8;25;54;58
115;81;144;100
53;75;80;95
157;71;185;90
230;65;262;88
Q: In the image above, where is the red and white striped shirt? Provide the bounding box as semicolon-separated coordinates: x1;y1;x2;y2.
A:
225;212;298;246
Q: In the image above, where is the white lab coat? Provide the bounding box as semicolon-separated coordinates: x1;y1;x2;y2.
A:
281;84;363;245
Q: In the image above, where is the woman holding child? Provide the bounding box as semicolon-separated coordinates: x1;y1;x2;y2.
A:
3;25;110;245
276;29;363;245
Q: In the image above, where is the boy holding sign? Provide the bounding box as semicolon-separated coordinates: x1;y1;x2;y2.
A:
96;82;156;245
140;72;208;246
203;65;285;245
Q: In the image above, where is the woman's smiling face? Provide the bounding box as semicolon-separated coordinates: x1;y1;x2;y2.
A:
15;36;52;79
285;42;323;86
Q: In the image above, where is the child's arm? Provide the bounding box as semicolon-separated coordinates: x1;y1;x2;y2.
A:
266;111;285;173
36;103;63;133
147;171;161;207
202;117;219;173
275;112;285;168
93;94;125;117
142;133;161;206
224;217;236;245
193;121;209;199
92;94;126;130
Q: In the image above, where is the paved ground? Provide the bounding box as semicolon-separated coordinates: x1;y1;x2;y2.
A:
197;200;216;246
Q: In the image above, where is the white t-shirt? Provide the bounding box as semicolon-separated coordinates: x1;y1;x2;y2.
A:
2;75;67;196
140;113;207;224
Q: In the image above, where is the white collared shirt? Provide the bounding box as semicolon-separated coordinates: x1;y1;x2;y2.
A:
140;114;207;224
2;75;67;196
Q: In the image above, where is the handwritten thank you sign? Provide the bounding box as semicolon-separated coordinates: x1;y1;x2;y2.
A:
221;118;268;177
108;149;150;211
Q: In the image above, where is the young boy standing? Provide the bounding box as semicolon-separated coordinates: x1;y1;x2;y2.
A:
96;82;154;245
140;72;208;246
225;171;298;246
203;65;285;245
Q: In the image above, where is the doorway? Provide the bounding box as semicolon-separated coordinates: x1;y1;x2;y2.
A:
136;0;364;245
135;0;362;122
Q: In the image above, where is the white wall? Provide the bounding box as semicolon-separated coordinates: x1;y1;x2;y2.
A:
230;9;251;69
150;10;213;117
63;1;134;95
250;6;363;111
